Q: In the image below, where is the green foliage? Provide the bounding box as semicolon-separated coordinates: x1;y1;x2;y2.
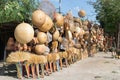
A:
92;0;120;33
0;0;39;23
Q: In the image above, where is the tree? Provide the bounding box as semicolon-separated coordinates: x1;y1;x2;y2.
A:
92;0;120;33
0;0;39;23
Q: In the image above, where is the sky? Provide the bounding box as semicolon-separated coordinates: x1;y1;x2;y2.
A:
49;0;97;22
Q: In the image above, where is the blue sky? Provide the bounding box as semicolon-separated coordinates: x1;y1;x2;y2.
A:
49;0;97;22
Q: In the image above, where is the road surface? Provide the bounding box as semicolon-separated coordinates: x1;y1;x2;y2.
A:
0;52;120;80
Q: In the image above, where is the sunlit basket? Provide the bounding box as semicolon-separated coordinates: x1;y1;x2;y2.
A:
14;23;34;44
53;30;60;40
32;10;46;27
54;12;64;27
38;15;53;32
78;10;86;17
37;31;47;44
35;44;46;55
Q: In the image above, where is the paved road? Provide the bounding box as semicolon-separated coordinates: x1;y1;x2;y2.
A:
0;52;120;80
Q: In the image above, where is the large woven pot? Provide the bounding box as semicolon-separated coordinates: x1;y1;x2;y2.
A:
38;15;53;32
54;13;64;27
53;30;60;40
37;32;47;44
78;10;86;17
14;23;34;44
32;10;46;27
35;44;46;55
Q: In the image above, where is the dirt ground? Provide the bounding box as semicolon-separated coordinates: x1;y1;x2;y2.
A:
0;52;120;80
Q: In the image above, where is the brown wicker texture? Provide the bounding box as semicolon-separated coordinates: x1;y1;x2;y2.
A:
6;51;31;63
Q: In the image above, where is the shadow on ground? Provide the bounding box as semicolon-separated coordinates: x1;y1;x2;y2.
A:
0;63;17;78
103;56;113;59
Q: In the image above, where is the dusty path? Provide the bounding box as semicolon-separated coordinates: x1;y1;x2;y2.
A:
0;52;120;80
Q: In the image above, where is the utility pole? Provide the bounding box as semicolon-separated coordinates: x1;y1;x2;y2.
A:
59;0;61;13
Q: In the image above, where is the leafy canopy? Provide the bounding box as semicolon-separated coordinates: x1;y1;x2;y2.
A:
92;0;120;32
0;0;39;23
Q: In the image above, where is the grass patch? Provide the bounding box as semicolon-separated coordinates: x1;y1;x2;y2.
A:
104;61;110;63
94;76;102;78
112;71;118;73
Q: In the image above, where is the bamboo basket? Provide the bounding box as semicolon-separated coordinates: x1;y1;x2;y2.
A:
36;55;47;64
47;53;54;63
58;52;63;59
6;51;31;63
62;51;68;58
52;53;60;61
28;54;47;64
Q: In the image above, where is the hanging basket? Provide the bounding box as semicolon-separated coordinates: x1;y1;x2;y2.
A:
78;10;86;17
38;15;53;32
54;12;64;27
32;10;46;27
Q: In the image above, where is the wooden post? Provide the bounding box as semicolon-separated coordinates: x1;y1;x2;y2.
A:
117;23;120;49
41;64;44;78
31;64;36;78
56;60;60;71
25;63;30;78
49;62;53;73
60;59;62;70
36;64;40;78
16;62;23;79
